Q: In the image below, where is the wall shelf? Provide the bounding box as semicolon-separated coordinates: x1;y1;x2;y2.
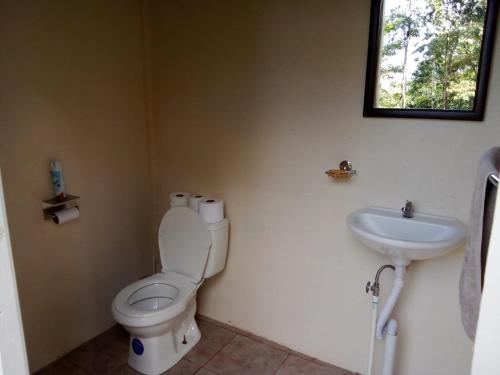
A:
42;194;79;220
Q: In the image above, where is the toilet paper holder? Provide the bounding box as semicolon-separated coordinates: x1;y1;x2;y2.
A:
42;194;79;221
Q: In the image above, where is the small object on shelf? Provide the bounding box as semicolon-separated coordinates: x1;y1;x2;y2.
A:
325;160;357;180
50;160;66;202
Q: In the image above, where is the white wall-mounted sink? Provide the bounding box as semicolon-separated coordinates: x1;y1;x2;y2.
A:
346;207;466;265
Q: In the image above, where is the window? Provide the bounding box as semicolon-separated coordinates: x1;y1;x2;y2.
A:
363;0;499;120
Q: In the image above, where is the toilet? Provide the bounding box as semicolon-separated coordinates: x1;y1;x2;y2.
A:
111;206;229;375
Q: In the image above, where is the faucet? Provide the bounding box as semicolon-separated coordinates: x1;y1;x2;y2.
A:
402;200;413;218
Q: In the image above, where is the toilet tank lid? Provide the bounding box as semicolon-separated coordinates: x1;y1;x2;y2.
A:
158;207;211;283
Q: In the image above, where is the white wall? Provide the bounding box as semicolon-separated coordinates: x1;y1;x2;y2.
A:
0;172;29;375
148;1;500;374
0;1;151;371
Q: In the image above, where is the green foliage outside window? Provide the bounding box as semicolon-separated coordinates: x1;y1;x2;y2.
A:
378;0;486;110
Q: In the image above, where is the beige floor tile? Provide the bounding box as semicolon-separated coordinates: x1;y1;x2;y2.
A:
198;316;291;354
195;368;218;375
113;359;199;375
163;359;200;375
112;365;140;374
275;355;354;375
34;359;87;375
204;334;288;375
185;320;236;365
65;326;129;375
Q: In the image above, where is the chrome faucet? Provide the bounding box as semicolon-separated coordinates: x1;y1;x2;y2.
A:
402;200;413;218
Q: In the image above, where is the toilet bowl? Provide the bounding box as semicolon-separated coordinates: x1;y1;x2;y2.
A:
111;206;229;375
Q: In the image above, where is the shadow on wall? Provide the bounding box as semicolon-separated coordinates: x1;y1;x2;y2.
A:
0;0;151;371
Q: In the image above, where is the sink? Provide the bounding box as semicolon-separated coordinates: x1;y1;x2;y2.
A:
346;207;466;264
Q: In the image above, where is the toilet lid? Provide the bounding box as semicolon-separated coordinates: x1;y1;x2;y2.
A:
158;207;211;283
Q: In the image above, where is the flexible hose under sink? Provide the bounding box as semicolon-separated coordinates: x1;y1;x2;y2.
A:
367;295;378;375
366;264;397;375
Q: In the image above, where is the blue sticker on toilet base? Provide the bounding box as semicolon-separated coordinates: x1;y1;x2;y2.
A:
132;338;144;355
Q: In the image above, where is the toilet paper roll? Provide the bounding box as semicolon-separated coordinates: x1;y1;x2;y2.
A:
169;192;190;207
199;198;224;223
52;207;79;224
189;194;205;212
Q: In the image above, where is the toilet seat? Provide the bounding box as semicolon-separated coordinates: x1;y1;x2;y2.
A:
158;207;211;283
112;272;197;328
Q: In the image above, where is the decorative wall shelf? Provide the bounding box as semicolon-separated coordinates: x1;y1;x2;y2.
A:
325;160;357;180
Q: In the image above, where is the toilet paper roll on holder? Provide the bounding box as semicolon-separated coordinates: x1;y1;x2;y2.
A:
42;195;80;222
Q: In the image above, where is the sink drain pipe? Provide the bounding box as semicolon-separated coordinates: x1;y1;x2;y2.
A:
382;319;398;375
366;264;406;375
376;265;406;339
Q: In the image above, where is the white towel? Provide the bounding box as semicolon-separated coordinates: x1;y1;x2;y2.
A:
459;147;500;340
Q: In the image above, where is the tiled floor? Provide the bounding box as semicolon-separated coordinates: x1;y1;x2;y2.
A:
35;318;356;375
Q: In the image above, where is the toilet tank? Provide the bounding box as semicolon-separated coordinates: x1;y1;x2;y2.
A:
204;218;229;278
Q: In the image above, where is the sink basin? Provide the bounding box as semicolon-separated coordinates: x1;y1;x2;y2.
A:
346;207;466;264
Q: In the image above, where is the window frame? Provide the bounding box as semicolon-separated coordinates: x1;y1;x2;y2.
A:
363;0;499;121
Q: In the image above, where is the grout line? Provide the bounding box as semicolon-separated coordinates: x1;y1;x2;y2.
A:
113;363;131;374
197;315;291;354
272;353;290;375
62;357;92;374
182;358;205;374
193;367;217;375
233;330;287;353
195;333;238;375
34;357;91;375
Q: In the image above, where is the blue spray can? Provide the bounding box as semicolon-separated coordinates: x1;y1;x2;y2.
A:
50;160;66;202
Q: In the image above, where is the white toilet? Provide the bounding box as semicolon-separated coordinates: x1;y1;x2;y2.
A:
111;206;229;375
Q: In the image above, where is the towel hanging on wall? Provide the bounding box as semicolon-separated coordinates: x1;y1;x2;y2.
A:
459;147;500;341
